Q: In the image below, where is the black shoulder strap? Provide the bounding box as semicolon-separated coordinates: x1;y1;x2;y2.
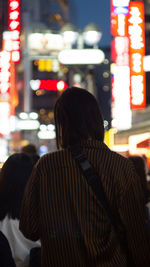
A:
70;145;121;231
70;145;134;266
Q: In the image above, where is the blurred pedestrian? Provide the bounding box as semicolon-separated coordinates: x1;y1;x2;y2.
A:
0;153;40;267
128;155;150;230
0;230;16;267
128;155;149;203
21;144;40;165
20;87;150;267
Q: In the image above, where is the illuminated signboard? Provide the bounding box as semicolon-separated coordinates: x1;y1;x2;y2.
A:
143;55;150;72
58;49;105;65
28;33;69;55
110;0;131;130
0;102;10;135
111;37;129;65
128;1;146;109
112;0;130;6
0;50;11;95
111;14;129;36
111;65;131;130
114;6;128;15
8;0;20;63
30;80;68;91
111;0;129;36
2;32;18;115
10;60;18;115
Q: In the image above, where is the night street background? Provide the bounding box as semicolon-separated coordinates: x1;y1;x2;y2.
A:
70;0;111;47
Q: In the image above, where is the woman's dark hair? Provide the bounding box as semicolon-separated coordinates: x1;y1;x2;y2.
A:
54;87;104;148
21;144;38;155
0;153;33;220
128;156;149;203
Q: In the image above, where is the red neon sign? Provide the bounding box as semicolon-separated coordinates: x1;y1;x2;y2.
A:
39;80;68;91
8;0;20;63
128;1;146;109
30;79;68;91
10;60;18;115
111;0;129;37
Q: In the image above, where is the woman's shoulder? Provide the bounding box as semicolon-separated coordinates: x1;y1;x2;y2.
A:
37;148;70;168
0;216;40;248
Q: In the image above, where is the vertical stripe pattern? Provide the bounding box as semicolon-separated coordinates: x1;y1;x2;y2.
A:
20;140;150;267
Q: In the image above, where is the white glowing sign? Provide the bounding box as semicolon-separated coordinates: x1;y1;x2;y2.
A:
0;51;11;94
112;37;129;65
28;33;69;55
0;102;10;135
131;75;144;106
37;130;56;140
143;55;150;71
113;0;130;7
129;132;150;155
8;0;20;63
111;66;131;130
58;49;105;65
118;14;126;36
17;120;40;130
111;0;131;130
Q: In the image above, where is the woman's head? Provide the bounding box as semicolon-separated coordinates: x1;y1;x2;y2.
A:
54;87;104;148
21;144;40;165
0;153;33;220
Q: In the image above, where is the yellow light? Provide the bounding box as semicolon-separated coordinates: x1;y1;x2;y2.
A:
36;90;45;96
63;67;69;73
45;60;53;72
104;128;117;149
110;63;116;74
38;59;45;72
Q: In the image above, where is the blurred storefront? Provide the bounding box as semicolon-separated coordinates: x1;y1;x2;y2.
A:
110;0;150;169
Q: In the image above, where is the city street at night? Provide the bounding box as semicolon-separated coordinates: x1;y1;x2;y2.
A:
0;1;150;267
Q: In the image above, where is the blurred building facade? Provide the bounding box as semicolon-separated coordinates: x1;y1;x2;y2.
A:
0;0;8;49
111;0;150;168
22;0;69;30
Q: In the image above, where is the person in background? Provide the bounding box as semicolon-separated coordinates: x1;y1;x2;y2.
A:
21;144;40;165
0;230;16;267
20;87;150;267
0;153;40;267
128;155;150;228
128;155;149;203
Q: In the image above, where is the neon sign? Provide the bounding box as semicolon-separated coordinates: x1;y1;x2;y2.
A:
114;6;129;15
110;0;131;130
111;37;129;66
128;1;146;109
111;65;131;130
112;0;130;6
8;0;20;63
111;0;129;36
0;50;11;94
30;80;68;91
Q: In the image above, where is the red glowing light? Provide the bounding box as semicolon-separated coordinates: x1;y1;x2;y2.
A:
111;0;129;37
36;80;68;91
128;1;146;109
8;0;20;63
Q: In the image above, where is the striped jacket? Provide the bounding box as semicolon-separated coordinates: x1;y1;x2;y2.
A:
19;140;150;266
